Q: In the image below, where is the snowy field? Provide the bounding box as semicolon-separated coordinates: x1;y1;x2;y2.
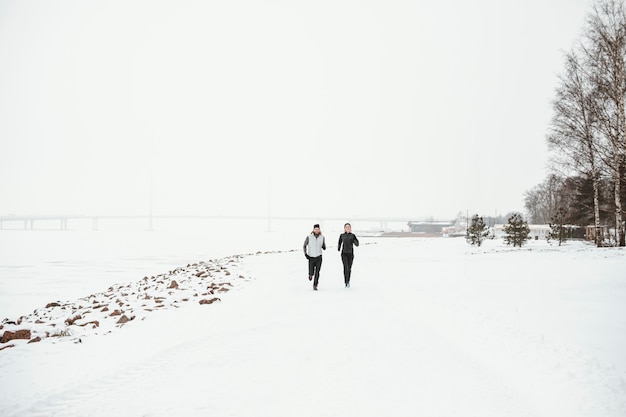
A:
1;229;625;416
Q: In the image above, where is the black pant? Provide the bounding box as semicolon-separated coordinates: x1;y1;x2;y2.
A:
341;252;354;284
308;256;322;286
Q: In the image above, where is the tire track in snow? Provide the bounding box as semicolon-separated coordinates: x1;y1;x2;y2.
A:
17;334;220;417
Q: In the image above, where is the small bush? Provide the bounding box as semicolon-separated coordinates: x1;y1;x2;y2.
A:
503;212;530;247
466;214;489;247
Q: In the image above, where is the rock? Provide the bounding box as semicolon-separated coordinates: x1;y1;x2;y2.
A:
1;329;31;343
65;315;82;325
0;344;15;351
199;297;221;305
46;302;61;308
117;315;130;324
28;336;42;344
168;280;179;289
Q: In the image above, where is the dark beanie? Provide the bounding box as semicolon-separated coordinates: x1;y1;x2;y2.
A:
313;224;320;229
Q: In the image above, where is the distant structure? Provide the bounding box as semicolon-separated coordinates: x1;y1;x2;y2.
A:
407;219;455;235
442;212;508;238
441;213;470;237
491;224;550;240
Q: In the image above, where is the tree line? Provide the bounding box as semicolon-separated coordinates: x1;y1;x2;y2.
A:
526;0;626;247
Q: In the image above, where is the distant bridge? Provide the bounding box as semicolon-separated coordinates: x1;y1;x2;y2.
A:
0;214;454;231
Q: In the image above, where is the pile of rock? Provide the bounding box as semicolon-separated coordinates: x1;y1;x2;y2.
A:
1;253;254;351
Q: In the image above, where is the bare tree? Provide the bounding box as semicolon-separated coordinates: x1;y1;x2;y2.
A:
547;50;603;246
584;0;626;246
524;175;564;224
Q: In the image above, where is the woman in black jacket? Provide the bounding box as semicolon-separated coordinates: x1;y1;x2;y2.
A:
337;223;359;288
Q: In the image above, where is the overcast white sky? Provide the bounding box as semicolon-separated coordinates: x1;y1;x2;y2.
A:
0;0;591;220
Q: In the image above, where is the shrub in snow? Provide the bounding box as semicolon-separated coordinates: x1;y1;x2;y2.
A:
547;207;568;246
50;328;72;338
503;212;530;247
466;214;489;246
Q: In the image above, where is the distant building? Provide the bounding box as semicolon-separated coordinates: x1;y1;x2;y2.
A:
441;213;470;237
407;220;454;234
492;224;550;240
492;224;584;241
585;225;609;242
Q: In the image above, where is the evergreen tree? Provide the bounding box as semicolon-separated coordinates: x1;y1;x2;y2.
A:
547;207;568;246
466;214;489;247
503;212;531;247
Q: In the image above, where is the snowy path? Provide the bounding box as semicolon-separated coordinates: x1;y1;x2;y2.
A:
3;238;626;416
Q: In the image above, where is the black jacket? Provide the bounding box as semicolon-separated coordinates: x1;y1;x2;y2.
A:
338;232;359;254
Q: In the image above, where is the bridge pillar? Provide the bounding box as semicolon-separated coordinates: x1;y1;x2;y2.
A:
92;218;99;231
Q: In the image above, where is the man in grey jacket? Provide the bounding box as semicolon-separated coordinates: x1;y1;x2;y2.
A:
303;224;326;290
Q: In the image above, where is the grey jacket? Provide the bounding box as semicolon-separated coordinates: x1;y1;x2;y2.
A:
303;233;326;258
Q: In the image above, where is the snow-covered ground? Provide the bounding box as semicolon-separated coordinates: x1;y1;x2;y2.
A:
1;231;625;416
